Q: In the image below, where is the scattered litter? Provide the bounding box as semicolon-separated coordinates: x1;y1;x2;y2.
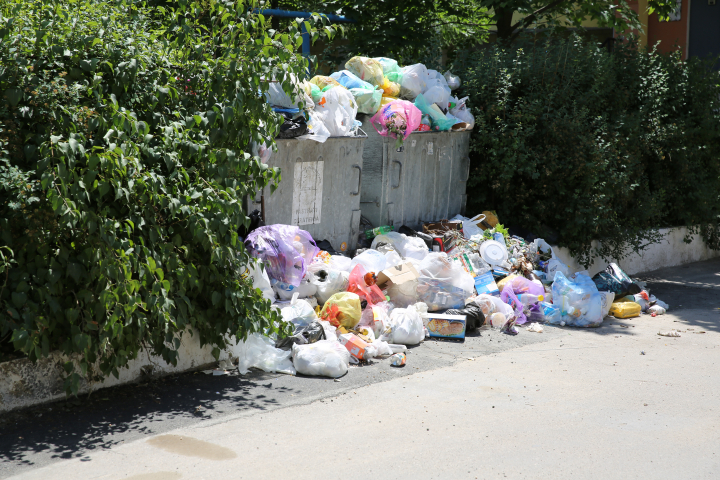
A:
525;323;544;333
390;353;407;367
658;330;681;337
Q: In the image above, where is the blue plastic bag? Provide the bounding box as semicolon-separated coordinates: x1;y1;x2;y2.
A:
330;70;374;90
551;272;604;327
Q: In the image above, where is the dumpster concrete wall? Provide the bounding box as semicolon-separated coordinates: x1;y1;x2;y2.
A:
359;116;471;230
553;226;720;277
0;330;233;414
249;135;366;253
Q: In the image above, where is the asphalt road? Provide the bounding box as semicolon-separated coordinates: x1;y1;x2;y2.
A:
2;257;719;479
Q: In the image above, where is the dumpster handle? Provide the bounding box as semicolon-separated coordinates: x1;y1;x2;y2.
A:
391;160;402;189
351;164;362;196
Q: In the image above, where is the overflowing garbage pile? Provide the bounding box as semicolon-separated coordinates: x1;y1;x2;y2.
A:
230;212;670;379
265;56;474;145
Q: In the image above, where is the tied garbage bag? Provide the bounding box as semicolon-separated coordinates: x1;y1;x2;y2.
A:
348;264;386;306
309;75;341;90
443;71;461;90
445;304;485;331
399;64;428;100
414;94;455;131
345;56;385;86
552;271;604;327
331;70;374;90
292;340;350;378
280;297;318;326
246;225;319;287
385;304;424;345
380;77;401;97
374;57;402;76
592;263;642;299
319;292;362;329
423;71;452;110
316;87;358;137
449;96;475;129
350;249;386;274
350;87;382;115
417;253;474;311
234;333;296;375
370;100;422;145
277;112;308;139
275;321;326;350
309;266;349;305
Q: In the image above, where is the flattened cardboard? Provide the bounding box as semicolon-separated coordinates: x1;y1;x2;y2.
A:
376;262;420;288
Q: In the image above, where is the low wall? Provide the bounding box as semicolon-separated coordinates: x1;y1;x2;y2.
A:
0;330;234;414
552;226;720;277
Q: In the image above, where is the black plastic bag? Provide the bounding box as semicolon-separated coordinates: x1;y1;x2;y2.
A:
445;304;485;331
275;322;326;350
277;113;308;139
238;209;264;239
592;263;641;298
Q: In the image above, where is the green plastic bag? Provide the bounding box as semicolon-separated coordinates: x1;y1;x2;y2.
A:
414;93;455;131
310;84;322;103
373;57;402;76
386;71;403;84
350;87;382;114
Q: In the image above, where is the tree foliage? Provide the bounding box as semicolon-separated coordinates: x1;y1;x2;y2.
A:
0;0;331;394
456;37;720;266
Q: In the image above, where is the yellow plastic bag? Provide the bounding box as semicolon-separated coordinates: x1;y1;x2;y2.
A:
345;56;384;87
609;301;641;319
310;75;341;90
319;292;362;329
380;77;401;97
381;96;398;107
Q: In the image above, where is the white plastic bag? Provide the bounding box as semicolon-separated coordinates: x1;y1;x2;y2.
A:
233;333;296;375
350;249;387;274
272;275;318;301
292;340;350;378
416;252;475;311
310;268;350;306
443;71;461;90
385;304;424;345
372;232;428;261
449;96;475;129
315;87;358;137
450;213;484;239
534;238;570;279
280;297;318;326
248;262;275;304
399;64;428;100
471;294;515;320
329;255;353;272
297;109;331;143
422;76;451;110
387;279;419;308
384;249;403;268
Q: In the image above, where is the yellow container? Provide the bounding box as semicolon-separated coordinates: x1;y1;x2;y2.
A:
609;301;641;318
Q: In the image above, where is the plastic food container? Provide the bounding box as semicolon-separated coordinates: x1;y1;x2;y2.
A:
479;240;508;266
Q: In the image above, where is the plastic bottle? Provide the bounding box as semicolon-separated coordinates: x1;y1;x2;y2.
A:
365;225;394;239
517;293;544;306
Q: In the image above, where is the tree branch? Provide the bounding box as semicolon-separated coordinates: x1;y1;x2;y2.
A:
430;20;497;28
510;0;568;32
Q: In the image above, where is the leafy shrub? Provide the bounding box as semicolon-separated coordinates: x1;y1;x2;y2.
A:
456;37;720;266
0;0;329;394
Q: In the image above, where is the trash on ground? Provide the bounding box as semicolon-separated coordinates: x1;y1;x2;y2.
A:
390;352;407;367
658;330;681;337
526;323;544;333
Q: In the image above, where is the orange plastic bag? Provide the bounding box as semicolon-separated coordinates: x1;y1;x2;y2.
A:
347;264;386;306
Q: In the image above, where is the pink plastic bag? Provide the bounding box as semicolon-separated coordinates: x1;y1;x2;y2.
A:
501;284;527;324
505;275;545;297
347;264;386;307
370;100;422;145
245;225;319;287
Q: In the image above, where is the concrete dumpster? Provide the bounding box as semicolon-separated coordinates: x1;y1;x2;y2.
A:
359;116;471;231
247;133;367;253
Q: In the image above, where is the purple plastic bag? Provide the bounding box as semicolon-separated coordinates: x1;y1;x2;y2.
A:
246;225;319;287
501;284;527;325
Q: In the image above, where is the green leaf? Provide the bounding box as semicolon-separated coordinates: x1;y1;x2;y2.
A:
4;88;22;107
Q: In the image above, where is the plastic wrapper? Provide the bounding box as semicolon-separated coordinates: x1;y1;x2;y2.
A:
385;304;424;345
331;70;374;90
370;100;422;144
310;267;349;306
280;298;318;326
551;271;604;327
380;77;401;97
309;75;340;90
319;291;362;329
500;285;527;324
374;57;402;76
347;264;386;306
399;64;428;100
443;71;461;90
350;249;387;274
246;225;319;287
350;87;382;114
233;333;296;375
345;56;384;86
292;340;350;378
449;96;474;129
414;94;455;131
416;253;474;311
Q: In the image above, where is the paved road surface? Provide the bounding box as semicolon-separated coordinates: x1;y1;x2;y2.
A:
2;258;719;479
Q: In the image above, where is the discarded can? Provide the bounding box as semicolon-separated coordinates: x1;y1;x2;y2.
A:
389;352;406;366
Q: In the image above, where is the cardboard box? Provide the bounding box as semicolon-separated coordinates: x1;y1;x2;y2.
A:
426;313;467;339
429;231;457;253
376;262;420;288
338;333;370;360
474;271;500;296
422;220;463;234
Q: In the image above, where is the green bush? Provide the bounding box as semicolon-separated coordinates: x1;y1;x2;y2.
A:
0;0;331;394
456;37;720;266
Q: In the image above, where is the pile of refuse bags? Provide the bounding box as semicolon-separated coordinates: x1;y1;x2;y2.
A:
234;213;669;379
264;56;474;146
